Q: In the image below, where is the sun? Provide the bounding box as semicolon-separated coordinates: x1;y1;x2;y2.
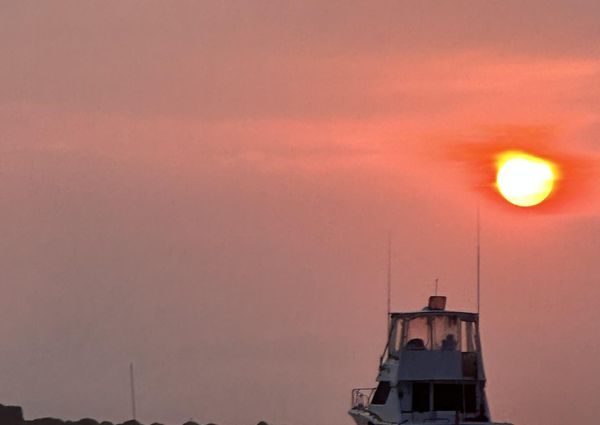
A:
496;151;558;207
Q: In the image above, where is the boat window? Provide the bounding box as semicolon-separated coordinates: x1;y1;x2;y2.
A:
371;381;391;405
433;384;477;413
432;315;459;351
461;320;477;352
464;384;477;412
412;382;430;412
403;317;430;350
412;383;430;412
462;352;478;378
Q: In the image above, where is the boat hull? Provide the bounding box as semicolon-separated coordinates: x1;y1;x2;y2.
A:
349;408;513;425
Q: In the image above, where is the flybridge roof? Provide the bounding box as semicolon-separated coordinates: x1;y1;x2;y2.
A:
389;296;479;321
390;310;479;321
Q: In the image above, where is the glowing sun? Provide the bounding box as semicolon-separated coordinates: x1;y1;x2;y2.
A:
496;152;558;207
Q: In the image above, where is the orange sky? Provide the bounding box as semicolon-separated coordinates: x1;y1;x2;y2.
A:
1;2;600;425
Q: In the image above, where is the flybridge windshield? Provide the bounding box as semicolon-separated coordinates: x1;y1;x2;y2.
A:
392;314;477;353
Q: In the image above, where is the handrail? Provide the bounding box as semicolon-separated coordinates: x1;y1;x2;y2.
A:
350;387;376;409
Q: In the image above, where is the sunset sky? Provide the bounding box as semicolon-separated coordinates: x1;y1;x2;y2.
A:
1;2;600;425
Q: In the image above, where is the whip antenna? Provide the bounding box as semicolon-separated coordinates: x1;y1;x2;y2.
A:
477;205;481;315
130;362;137;420
387;232;392;333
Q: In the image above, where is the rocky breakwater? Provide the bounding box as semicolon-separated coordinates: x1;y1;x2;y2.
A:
0;404;267;425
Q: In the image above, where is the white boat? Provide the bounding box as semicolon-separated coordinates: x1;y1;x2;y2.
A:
349;296;513;425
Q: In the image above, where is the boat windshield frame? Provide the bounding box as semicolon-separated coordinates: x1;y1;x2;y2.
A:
388;311;480;356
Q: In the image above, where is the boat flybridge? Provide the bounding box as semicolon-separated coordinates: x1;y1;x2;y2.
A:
349;296;512;425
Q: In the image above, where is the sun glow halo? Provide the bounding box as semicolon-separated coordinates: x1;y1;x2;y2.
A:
496;152;558;207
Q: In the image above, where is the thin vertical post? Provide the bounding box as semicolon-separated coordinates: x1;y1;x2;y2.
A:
477;205;481;315
130;362;137;421
387;232;392;334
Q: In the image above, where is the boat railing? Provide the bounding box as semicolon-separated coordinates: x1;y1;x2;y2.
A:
351;387;376;409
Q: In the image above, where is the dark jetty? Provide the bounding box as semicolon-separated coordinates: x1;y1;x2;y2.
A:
0;404;268;425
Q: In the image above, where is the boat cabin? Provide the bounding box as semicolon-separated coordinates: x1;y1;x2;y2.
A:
350;296;509;425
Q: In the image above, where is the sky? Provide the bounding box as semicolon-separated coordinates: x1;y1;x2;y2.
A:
1;1;599;425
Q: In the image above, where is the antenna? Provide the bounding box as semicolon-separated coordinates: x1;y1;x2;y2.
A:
476;205;481;315
435;278;439;296
130;362;137;421
387;232;392;333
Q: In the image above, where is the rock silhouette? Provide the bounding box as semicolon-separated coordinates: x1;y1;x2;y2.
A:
117;421;142;425
0;404;264;425
27;418;65;425
73;419;100;425
0;404;24;425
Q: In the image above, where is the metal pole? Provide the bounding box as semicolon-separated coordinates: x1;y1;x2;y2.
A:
130;362;137;421
387;232;392;333
477;205;481;315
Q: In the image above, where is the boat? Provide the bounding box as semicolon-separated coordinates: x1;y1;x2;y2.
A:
349;295;513;425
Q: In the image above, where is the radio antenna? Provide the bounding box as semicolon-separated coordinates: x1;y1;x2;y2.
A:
130;362;137;421
476;205;481;315
387;232;392;333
